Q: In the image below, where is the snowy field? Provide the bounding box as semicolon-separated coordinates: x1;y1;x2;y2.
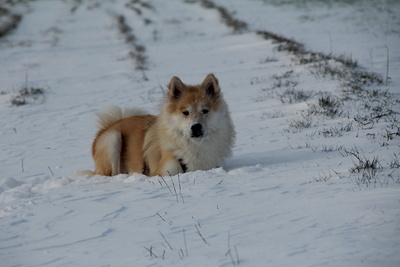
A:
1;0;399;266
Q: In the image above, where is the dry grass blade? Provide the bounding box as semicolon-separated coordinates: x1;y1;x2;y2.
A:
159;231;173;250
195;224;210;246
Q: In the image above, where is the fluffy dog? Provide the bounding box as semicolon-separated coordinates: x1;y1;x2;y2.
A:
90;74;235;176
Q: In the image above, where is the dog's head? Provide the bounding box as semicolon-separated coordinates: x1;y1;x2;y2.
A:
165;74;223;140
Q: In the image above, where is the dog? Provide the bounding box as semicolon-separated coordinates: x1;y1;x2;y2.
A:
89;73;235;177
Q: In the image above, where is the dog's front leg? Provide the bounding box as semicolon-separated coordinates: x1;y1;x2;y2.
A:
156;150;183;177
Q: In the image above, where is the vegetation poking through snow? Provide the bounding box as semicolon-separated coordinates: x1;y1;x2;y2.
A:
1;1;399;266
194;0;399;187
113;13;149;80
10;86;46;107
308;94;342;118
0;6;22;39
319;121;353;138
199;0;248;33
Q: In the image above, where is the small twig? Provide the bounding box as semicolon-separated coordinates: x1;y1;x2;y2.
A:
156;212;166;223
48;166;54;176
234;245;240;266
156;212;172;225
228;231;231;250
385;45;390;85
183;228;188;257
159;175;172;193
159;231;173;250
228;250;236;266
178;174;184;203
144;246;158;258
178;174;182;192
226;232;240;266
141;69;149;81
227;232;236;266
170;175;179;203
179;249;184;260
195;224;210;246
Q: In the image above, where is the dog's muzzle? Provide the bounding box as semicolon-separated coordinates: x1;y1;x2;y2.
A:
191;123;203;138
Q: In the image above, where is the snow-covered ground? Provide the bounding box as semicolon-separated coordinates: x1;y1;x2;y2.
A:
1;0;399;266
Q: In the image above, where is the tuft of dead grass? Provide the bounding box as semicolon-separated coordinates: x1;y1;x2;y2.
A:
11;86;46;107
0;13;22;38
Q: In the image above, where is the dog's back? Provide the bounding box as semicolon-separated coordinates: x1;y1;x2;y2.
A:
92;106;155;176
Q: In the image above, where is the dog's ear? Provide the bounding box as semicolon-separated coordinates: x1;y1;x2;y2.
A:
168;76;185;100
202;73;220;99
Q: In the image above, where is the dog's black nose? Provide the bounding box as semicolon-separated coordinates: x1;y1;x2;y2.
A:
191;123;203;138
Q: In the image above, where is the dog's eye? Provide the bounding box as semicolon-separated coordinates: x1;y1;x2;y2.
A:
182;111;189;116
202;109;209;115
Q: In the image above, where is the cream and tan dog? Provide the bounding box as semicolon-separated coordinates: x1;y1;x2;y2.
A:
90;74;235;176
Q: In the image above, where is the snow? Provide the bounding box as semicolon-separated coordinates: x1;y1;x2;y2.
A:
1;0;399;266
216;0;400;86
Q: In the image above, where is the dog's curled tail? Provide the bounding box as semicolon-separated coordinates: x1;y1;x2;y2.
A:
96;106;148;130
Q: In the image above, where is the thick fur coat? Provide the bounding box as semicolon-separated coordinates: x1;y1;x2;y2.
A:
91;74;235;176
